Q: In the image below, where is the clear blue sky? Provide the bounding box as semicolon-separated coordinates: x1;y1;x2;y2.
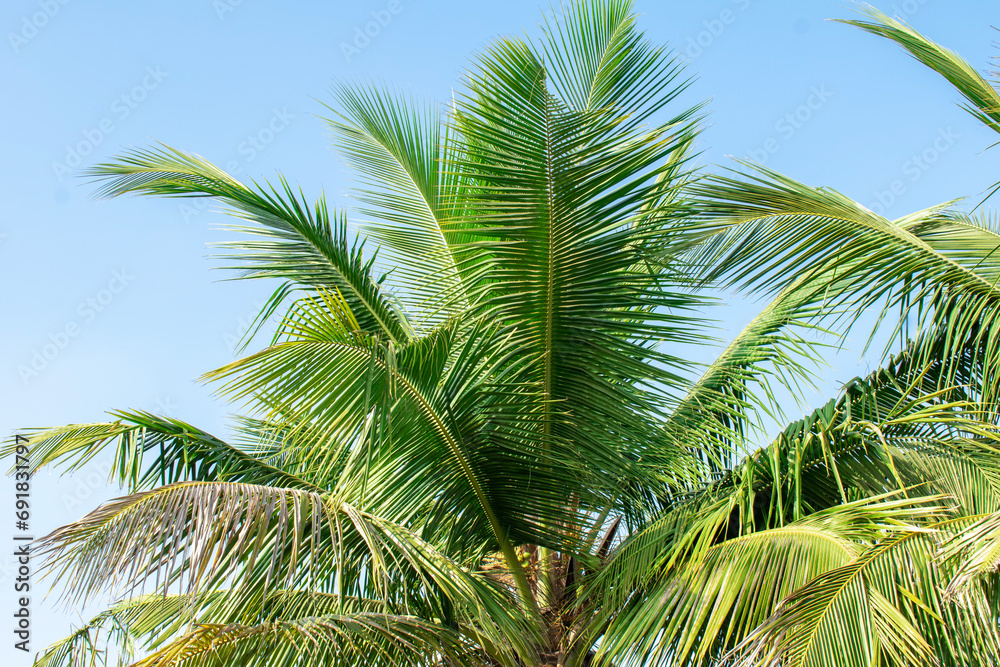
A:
3;0;1000;660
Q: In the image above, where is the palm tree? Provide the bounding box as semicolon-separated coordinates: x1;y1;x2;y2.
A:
11;3;1000;666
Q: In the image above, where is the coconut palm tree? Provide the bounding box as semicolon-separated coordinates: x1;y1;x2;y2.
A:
12;2;1000;666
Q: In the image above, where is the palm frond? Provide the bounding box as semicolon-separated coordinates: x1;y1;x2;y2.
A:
691;164;1000;406
593;496;949;667
725;529;942;667
1;412;320;493
838;6;1000;136
133;613;488;667
537;0;697;124
86;146;413;345
323;84;472;320
36;480;535;659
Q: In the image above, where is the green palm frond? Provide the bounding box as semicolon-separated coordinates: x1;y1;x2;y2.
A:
839;5;1000;207
1;412;320;493
39;481;327;603
86;146;413;345
37;588;528;667
37;480;535;659
588;322;1000;665
203;289;590;608
33;594;196;667
594;496;949;667
664;273;835;474
940;511;1000;595
537;0;696;121
451;24;706;525
723;522;1000;667
691;164;1000;405
323;84;473;320
838;6;1000;136
132;613;487;667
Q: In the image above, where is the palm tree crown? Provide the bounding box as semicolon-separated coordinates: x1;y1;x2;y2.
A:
12;3;1000;666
